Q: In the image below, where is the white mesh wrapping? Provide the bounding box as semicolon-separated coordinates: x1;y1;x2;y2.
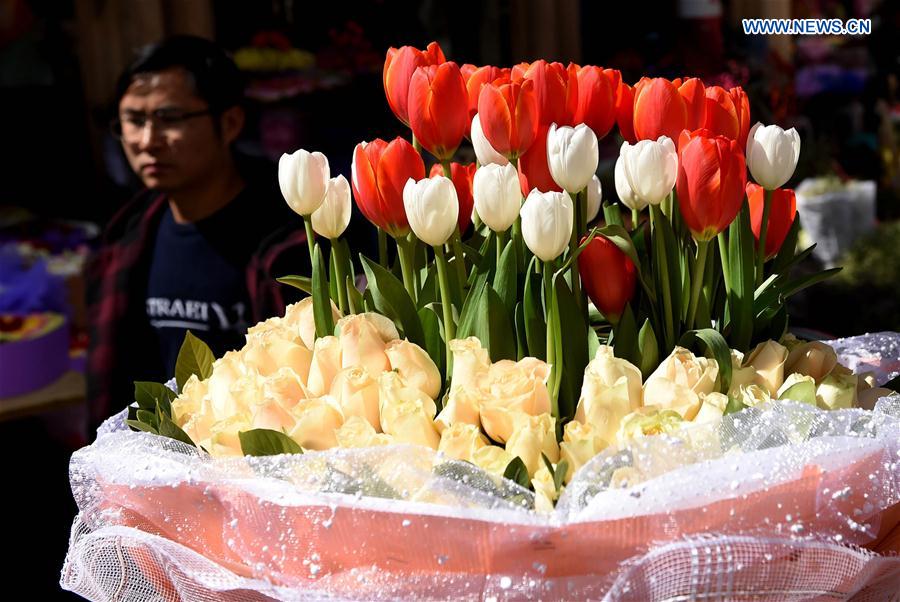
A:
62;334;900;600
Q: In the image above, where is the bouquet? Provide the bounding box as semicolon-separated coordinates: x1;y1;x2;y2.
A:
63;41;900;600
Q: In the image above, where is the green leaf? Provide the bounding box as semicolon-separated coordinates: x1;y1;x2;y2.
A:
553;459;568;492
134;381;176;414
602;201;624;227
346;274;363;314
136;409;158;430
416;265;439;309
678;328;733;394
275;275;312;294
455;277;487;343
458;284;516;362
502;456;531;489
769;216;802;275
360;255;426;347
174;331;214;393
724;396;747;416
523;257;546;360
239;428;303;456
637;318;659;379
328;244;340;303
126;419;158;434
587;326;601;361
611;303;640;368
514;302;528;361
493;239;517;315
312;244;335;339
418;305;446;386
158;414;196;446
553;273;588;420
726;202;755;351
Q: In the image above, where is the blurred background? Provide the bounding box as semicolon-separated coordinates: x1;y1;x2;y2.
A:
0;0;897;598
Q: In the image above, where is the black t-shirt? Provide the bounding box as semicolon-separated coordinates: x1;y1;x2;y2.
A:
146;188;263;378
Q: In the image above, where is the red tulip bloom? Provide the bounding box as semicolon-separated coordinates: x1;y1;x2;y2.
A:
351;137;426;238
578;234;637;322
702;85;740;142
510;61;530;82
574;65;616;139
463;65;508;123
747;182;797;258
517;124;562;197
429;162;476;234
729;86;751;150
633;77;689;143
679;78;707;132
615;81;636;143
477;78;539;161
676;129;747;241
408;62;469;161
383;41;446;127
522;60;578;127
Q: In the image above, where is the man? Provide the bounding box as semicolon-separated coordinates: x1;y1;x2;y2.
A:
86;36;307;429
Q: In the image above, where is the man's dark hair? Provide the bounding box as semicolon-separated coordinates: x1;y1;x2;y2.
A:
114;35;245;116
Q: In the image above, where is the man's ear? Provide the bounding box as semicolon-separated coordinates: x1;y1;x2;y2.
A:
219;105;245;146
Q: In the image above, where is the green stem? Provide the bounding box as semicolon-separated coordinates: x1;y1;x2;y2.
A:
495;228;507;269
512;214;525;273
303;216;315;266
686;239;710;330
567;190;584;312
441;160;452;179
331;239;350;314
450;228;467;290
412;132;422;154
755;188;773;287
542;259;559;419
651;205;675;350
433;244;456;376
632;208;640;230
407;233;421;294
396;236;417;304
377;228;388;268
717;232;731;297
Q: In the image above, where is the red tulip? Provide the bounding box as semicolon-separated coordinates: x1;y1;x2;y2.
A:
462;65;508;123
578;234;637;322
747;182;797;258
477;78;539;161
633;77;688;142
574;66;617;139
615;81;636;143
676;129;747;241
510;61;530;82
702;85;740;142
351;137;426;238
430;162;476;234
383;42;446;127
517;124;562;196
679;78;707;131
408;62;469;161
521;60;578;127
729;86;751;150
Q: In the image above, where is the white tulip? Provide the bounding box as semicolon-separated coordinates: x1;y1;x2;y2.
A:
586;174;602;223
278;149;330;216
402;177;459;247
620;136;678;206
521;189;573;262
471;114;509;167
547;123;599;193
615;153;647;211
311;175;351;239
746;123;801;190
473;163;521;233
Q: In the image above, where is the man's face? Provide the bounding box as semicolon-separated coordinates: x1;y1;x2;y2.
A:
117;68;230;192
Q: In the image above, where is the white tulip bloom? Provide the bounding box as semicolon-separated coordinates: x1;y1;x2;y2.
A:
471;113;509;167
402;177;459;247
620;136;678;206
746;123;801;190
473;163;521;233
547;123;599;194
278;149;330;216
311;175;352;239
586;174;602;224
521;189;573;262
615;153;647;211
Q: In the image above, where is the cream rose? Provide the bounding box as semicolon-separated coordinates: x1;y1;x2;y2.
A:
858;388;898;411
307;335;343;396
434;385;481;433
336;312;399;343
575;376;640;448
727;350;758;396
288;396;344;450
559;420;605;483
283;297;342;350
784;341;837;383
448;337;492;391
172;374;208;423
616;406;685;447
745;340;788;395
220;371;267;421
477;358;552;443
776;373;817;405
250;397;297;432
335;416;393;448
531;465;558;513
816;371;858;410
209;414;252;457
646;346;719;395
737;383;771;407
335;313;393;375
471;445;516;478
505;412;559;477
578;345;643;409
692;392;729;425
437;422;489;462
385;339;442;399
330;365;381;430
263;367;310;411
207;350;246;419
379;372;439;449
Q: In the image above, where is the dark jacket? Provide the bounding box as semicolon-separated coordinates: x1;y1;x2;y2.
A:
85;165;310;429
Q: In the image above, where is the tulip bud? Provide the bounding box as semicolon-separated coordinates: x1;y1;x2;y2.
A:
471;114;509;167
429;162;476;234
578;235;637;322
408;62;469;161
585;175;602;223
746;123;801;190
311;175;351;239
473;163;521;233
278;149;330;216
402;176;459;246
632;78;688;142
614;154;645;211
383;42;446;126
520;189;573;262
547;123;599;194
619;136;678;206
477;79;539;160
747;183;797;258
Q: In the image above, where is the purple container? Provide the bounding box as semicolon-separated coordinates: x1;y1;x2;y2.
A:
0;318;69;398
